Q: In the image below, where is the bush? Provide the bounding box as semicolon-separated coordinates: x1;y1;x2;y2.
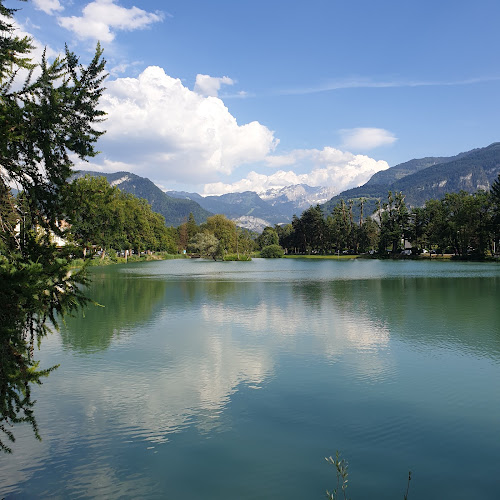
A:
260;244;284;258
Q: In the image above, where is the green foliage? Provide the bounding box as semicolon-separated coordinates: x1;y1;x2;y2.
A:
257;226;279;249
223;253;252;261
0;180;18;252
235;227;257;257
65;175;178;256
290;205;328;254
202;214;237;257
490;174;500;245
184;214;256;260
260;244;284;258
358;217;379;253
177;212;199;252
0;241;91;452
274;222;294;251
0;1;35;79
328;200;351;252
378;191;409;253
442;190;492;257
491;173;500;205
1;49;106;232
75;170;212;226
277;187;498;258
0;0;106;452
65;176;118;252
186;212;198;239
188;231;220;259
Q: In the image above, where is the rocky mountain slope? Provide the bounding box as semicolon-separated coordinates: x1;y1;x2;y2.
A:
323;142;500;217
166;185;334;230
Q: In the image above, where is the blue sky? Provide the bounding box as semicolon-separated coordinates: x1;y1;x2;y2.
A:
7;0;500;195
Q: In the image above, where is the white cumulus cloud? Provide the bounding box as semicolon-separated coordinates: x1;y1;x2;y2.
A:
194;74;234;97
203;147;389;195
33;0;63;15
85;66;278;185
340;127;397;150
58;0;163;42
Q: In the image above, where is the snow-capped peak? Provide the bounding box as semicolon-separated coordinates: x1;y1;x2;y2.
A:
258;184;337;208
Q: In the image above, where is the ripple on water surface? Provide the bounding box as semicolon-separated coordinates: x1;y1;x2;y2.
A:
2;259;500;499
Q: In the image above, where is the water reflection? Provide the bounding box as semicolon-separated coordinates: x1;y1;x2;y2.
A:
3;260;499;498
202;280;394;383
326;276;500;358
60;269;169;352
60;265;500;446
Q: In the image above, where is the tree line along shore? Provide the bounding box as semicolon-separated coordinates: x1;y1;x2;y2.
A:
13;174;499;263
5;171;500;272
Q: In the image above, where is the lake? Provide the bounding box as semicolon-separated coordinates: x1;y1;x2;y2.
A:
1;258;499;499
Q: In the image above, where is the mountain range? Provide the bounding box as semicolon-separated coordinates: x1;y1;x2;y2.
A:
322;142;500;217
72;171;333;230
74;142;500;231
166;185;336;231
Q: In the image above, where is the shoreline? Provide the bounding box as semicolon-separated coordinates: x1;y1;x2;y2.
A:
283;253;499;262
70;252;188;269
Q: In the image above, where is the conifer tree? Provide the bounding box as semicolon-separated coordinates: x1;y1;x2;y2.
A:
0;0;107;452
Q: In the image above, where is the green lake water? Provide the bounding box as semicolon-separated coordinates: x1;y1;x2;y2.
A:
1;258;500;499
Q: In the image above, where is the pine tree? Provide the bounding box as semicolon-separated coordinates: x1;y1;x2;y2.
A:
0;0;107;453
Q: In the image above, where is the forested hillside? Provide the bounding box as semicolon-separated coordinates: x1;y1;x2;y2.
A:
365;149;475;186
74;171;212;226
323;143;500;218
391;142;500;205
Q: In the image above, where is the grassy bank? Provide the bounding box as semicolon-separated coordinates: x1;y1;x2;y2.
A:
70;252;188;268
223;253;253;261
284;253;498;261
284;254;359;260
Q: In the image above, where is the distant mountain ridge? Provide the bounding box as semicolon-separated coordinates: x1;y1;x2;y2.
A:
388;144;499;204
73;170;332;231
73;142;500;231
72;171;212;226
365;149;477;186
166;184;335;231
259;184;337;213
166;190;288;223
323;142;500;216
